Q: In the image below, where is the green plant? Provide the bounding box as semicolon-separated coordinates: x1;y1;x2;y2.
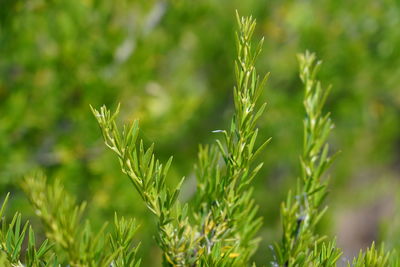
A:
272;52;393;266
20;172;142;267
92;13;397;267
22;173;116;266
2;1;400;264
91;12;269;266
0;12;398;267
0;193;55;266
273;51;341;266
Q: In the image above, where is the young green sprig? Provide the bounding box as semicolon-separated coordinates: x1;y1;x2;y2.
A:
273;52;340;266
110;214;141;267
91;105;195;266
193;12;270;264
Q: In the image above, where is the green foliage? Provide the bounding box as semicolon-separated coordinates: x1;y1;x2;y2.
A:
272;51;394;267
110;215;141;267
0;194;54;266
350;243;390;267
91;103;193;265
22;173;86;262
21;173;140;267
273;52;337;266
1;6;400;267
91;13;269;266
271;50;395;267
2;1;400;265
91;13;398;267
192;12;270;264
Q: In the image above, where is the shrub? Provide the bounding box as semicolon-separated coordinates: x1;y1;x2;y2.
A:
0;13;397;267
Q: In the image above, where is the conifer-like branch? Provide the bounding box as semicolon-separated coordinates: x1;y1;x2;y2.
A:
273;52;341;266
193;12;269;264
91;105;196;266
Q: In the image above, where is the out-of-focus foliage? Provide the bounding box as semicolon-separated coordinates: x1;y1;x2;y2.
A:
1;175;142;266
1;0;400;265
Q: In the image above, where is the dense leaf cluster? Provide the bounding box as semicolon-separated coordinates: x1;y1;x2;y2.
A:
0;13;397;267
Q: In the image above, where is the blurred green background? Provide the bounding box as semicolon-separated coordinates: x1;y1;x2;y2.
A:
1;0;400;265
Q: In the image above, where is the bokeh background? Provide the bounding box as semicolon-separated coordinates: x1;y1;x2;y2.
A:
1;0;400;265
